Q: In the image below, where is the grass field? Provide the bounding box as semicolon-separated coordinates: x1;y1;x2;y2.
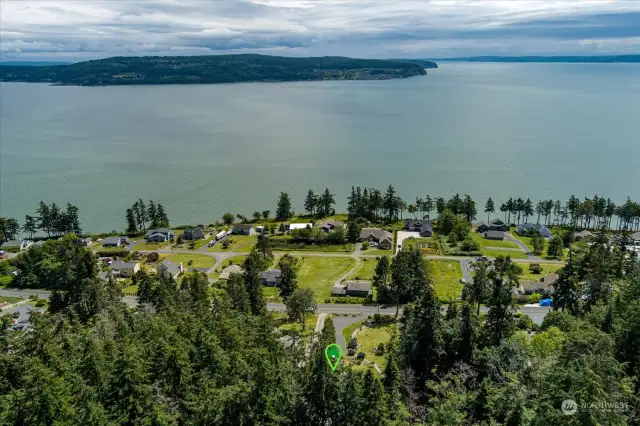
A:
342;320;364;344
365;249;394;256
123;285;138;296
354;322;397;370
208;235;256;252
297;256;356;300
471;233;520;250
482;249;528;260
167;253;215;269
132;241;170;251
273;312;318;338
347;258;377;281
0;296;22;304
517;263;564;281
270;236;354;253
429;260;464;301
215;255;248;272
511;233;567;260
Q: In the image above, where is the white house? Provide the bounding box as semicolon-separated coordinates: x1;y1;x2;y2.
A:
288;223;312;231
108;261;140;278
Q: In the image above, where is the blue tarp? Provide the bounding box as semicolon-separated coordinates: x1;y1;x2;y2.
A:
539;299;552;307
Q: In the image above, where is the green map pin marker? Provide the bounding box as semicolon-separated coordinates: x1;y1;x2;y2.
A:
324;343;343;372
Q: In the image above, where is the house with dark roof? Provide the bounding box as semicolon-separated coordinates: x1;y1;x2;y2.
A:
182;227;205;241
404;219;433;237
317;219;344;232
516;223;552;238
331;280;373;298
145;228;173;242
520;273;559;293
0;240;33;251
477;218;509;233
102;237;121;248
157;260;183;280
484;231;506;241
232;224;255;235
359;228;393;250
261;269;281;286
574;230;594;241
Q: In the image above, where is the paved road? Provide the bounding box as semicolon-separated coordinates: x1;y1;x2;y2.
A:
333;315;366;351
504;233;539;260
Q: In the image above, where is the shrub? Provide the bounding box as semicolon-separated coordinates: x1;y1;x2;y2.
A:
348;338;358;349
376;343;385;355
35;299;47;307
188;260;193;266
0;276;13;287
347;348;356;356
460;237;480;252
96;249;129;258
362;241;370;250
147;252;159;263
357;352;366;360
222;240;231;249
526;293;542;304
529;264;542;274
188;242;196;249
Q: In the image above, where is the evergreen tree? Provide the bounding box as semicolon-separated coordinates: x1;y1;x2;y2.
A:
35;201;51;236
547;235;564;258
382;185;398;222
346;221;362;244
276;192;293;221
484;197;495;222
147;200;158;228
483;257;519;346
156;204;169;227
361;369;387;424
372;255;391;301
467;259;489;314
256;232;272;260
125;208;137;234
243;248;266;315
277;255;298;300
552;262;581;315
22;215;37;239
225;273;250;313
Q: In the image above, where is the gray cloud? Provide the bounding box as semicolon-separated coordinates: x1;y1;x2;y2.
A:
1;0;640;60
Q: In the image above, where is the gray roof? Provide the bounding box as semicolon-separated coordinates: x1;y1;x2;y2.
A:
331;284;347;296
109;260;139;270
575;230;593;238
102;237;121;245
146;228;171;237
261;269;281;281
319;219;344;228
1;240;21;248
234;223;254;230
484;231;505;239
359;228;392;241
220;264;243;279
490;218;506;226
632;231;640;241
158;260;181;276
404;219;433;230
345;281;372;292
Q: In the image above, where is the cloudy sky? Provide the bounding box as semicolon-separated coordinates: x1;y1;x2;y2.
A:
2;0;640;61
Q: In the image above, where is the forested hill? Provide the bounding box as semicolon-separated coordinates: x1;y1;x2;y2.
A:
0;54;431;86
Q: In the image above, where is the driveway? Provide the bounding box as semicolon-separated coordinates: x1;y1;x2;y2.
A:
395;231;421;255
504;233;539;260
333;315;366;352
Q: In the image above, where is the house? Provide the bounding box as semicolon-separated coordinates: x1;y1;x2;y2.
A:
404;219;434;237
331;281;373;297
72;237;92;247
232;224;255;236
516;223;552;238
108;260;140;278
182;227;205;241
574;230;594;241
0;240;33;251
631;231;640;244
477;218;510;233
261;269;281;286
256;226;265;234
359;228;393;250
157;260;183;280
521;273;559;293
318;219;344;232
146;228;173;242
0;251;5;259
484;231;505;241
219;264;243;280
288;223;312;231
102;237;121;247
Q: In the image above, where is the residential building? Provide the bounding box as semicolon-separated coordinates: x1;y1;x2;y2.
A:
0;240;33;251
108;260;140;278
157;260;183;280
516;223;552;238
521;273;559;293
331;280;373;297
232;224;255;235
102;237;121;247
574;230;594;241
182;227;205;241
256;226;265;234
318;219;344;232
477;218;510;233
288;223;312;231
146;228;173;242
359;228;393;250
632;231;640;244
72;237;92;247
483;231;505;241
220;264;243;280
404;219;434;237
261;269;281;286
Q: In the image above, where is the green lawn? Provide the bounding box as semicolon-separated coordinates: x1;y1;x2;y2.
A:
0;296;22;304
342;320;365;344
123;285;139;296
511;233;567;260
208;235;256;252
365;249;394;256
429;260;464;301
471;232;520;250
297;257;356;300
273;312;319;338
214;255;248;272
270;236;354;253
354;322;397;370
168;253;215;269
132;241;170;251
483;249;528;260
517;263;564;281
262;286;280;301
347;259;377;281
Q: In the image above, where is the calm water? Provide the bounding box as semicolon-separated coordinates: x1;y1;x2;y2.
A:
1;63;639;232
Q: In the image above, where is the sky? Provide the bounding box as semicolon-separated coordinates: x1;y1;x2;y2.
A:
2;0;640;61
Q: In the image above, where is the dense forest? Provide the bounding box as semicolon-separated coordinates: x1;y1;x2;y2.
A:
0;54;431;86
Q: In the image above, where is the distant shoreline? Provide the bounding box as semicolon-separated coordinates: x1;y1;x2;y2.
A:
428;55;640;64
